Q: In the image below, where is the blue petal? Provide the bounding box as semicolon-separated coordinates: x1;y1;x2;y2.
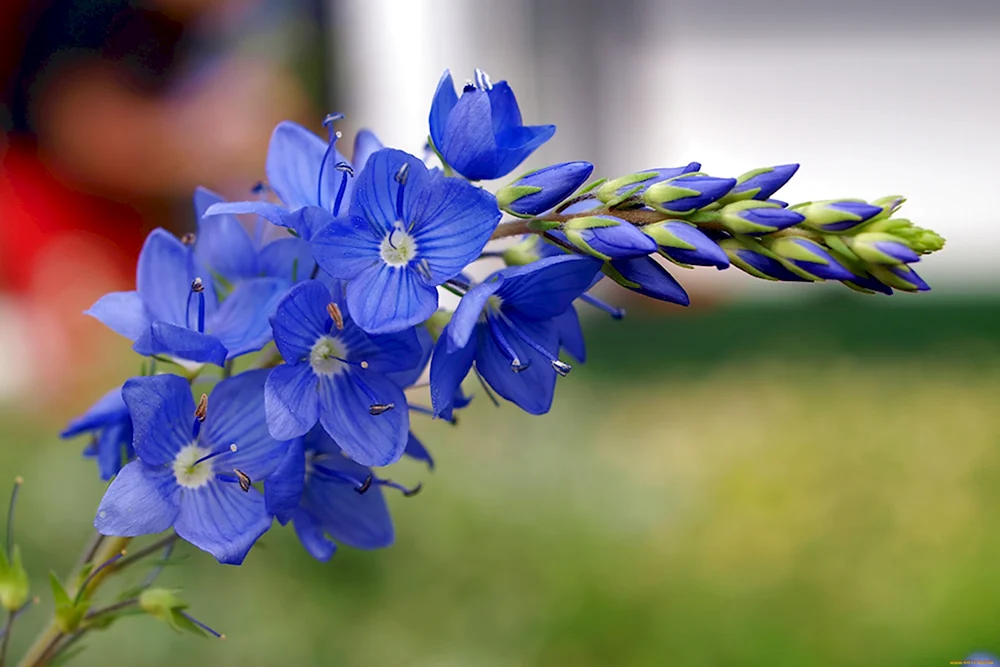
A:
485;81;523;133
565;218;656;259
440;91;497;181
352;130;384;171
204;201;295;236
175;481;272;564
264;437;305;525
302;451;394;549
270;279;331;362
409;177;501;283
62;386;128;438
309;215;381;279
429;70;458;151
656;222;730;268
208;277;287;360
447;276;504;349
258;237;313;283
349;148;430;234
732;164;799;200
496;255;603;320
554;306;586;363
85;291;149;342
476;314;558;415
266;121;344;211
137;229;211;327
317;372;408;466
265;363;320;441
608;257;691;305
363;326;427;376
123;375;196;466
95;421;132;481
429;330;478;420
132;322;229;367
95;461;179;536
404;431;434;469
291;508;337;562
384;325;432;388
346;263;438;335
194;188;258;284
493;124;556;178
204;369;287;481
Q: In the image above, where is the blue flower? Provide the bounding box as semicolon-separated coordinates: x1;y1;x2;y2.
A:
203;120;383;241
429;69;556;181
309;148;501;334
87;229;287;367
430;255;601;418
61;387;134;480
264;280;425;466
264;427;424;561
194;187;314;287
94;371;287;565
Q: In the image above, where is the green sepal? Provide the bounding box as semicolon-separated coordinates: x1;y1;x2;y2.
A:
642;180;702;215
686;210;721;224
0;544;29;610
525;219;561;233
869;265;922;292
822;234;861;263
846;232;912;265
563;229;609;260
140;588;209;637
563;216;623;261
604;185;643;209
642;221;697;250
50;572;89;633
717;200;785;235
766;236;830;265
577;177;607;195
657;249;694;269
600;262;641;289
718;238;778;281
795;198;871;233
716;166;771;205
423;310;453;343
496;184;544;218
867;195;906;222
596;172;660;203
501;236;543;266
860;219;945;254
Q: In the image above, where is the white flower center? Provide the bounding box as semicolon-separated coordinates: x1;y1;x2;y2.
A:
380;223;418;267
173;443;215;489
310;336;348;376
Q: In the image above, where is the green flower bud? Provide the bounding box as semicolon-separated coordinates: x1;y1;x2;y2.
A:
50;572;88;633
501;235;543;266
716;200;806;235
424;310;453;342
793;199;883;233
561;215;656;260
0;545;29;611
845;232;921;265
140;588;220;637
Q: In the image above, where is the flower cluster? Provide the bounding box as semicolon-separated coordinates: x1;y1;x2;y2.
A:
62;68;944;576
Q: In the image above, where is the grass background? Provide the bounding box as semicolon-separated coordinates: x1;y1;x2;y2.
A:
4;294;1000;666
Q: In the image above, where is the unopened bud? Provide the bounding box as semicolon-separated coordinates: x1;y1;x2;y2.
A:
497;162;594;217
717;200;806;235
562;216;656;260
794;199;883;233
643;173;737;216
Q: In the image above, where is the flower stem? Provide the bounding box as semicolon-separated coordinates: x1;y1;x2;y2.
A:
1;609;15;667
113;534;178;572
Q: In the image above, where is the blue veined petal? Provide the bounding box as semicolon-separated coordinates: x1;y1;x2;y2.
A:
363;326;426;376
485;81;523;134
317;372;408;467
349;148;431;235
440;91;497;181
429;330;478;420
85;291;149;342
309;215;381;280
270;280;331;363
265;363;320;441
207;277;287;360
495;255;603;320
132;322;229;367
448;277;504;349
352;130;384;172
94;461;179;536
264;438;305;525
385;325;432;388
345;263;438;335
61;387;128;438
266;121;347;212
493;124;557;178
95;421;132;481
408;177;501;283
429;70;459;152
301;450;394;550
204;201;293;236
175;481;272;565
607;257;691;305
291;508;337;562
404;431;434;469
258;237;313;283
554;305;586;363
476;314;558;415
137;229;209;327
193;187;257;284
203;369;287;481
123;374;197;465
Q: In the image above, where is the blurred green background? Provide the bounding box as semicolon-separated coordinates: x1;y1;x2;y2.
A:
5;294;1000;666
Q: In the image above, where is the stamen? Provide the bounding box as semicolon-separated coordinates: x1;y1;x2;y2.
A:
348;373;395;415
317;113;346;212
188;278;206;334
473;363;501;407
487;316;529;373
410;404;457;425
192;444;238;468
356;474;373;494
369;403;395;416
194;394;208;422
326;303;344;330
312;465;420;497
141;537;176;589
6;477;22;559
579;294;625;320
474;68;493;90
495;310;572;377
181;233;196;246
332;162;353;216
76;550;127;603
179;610;224;639
233;469;252;493
394;163;410;221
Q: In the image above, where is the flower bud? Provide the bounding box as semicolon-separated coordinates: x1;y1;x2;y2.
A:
602;256;690;305
869;264;931;292
868;195;906;221
842;272;894;295
596;163;701;205
863;218;945;254
719;164;799;204
0;545;29;611
794;199;883;233
846;232;920;265
561;215;657;260
643;173;737;216
718;238;811;282
717;201;806;235
642;221;729;269
496;161;594;217
766;237;855;281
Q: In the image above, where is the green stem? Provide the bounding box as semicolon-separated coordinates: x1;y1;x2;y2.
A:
1;609;14;667
113;534;178;572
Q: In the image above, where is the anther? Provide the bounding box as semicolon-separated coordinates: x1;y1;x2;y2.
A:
194;394;208;422
486;317;528;373
181;233;197;246
332;162;353;216
369;403;395;416
394;163;410;186
233;469;252;493
551;360;572;377
326;303;344;330
188;278;206;333
463;81;476;93
191;278;204;293
355;475;373;494
474;68;493;91
317;113;346;212
334;162;355;177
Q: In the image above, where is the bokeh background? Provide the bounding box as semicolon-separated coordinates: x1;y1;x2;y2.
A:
2;0;1000;665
